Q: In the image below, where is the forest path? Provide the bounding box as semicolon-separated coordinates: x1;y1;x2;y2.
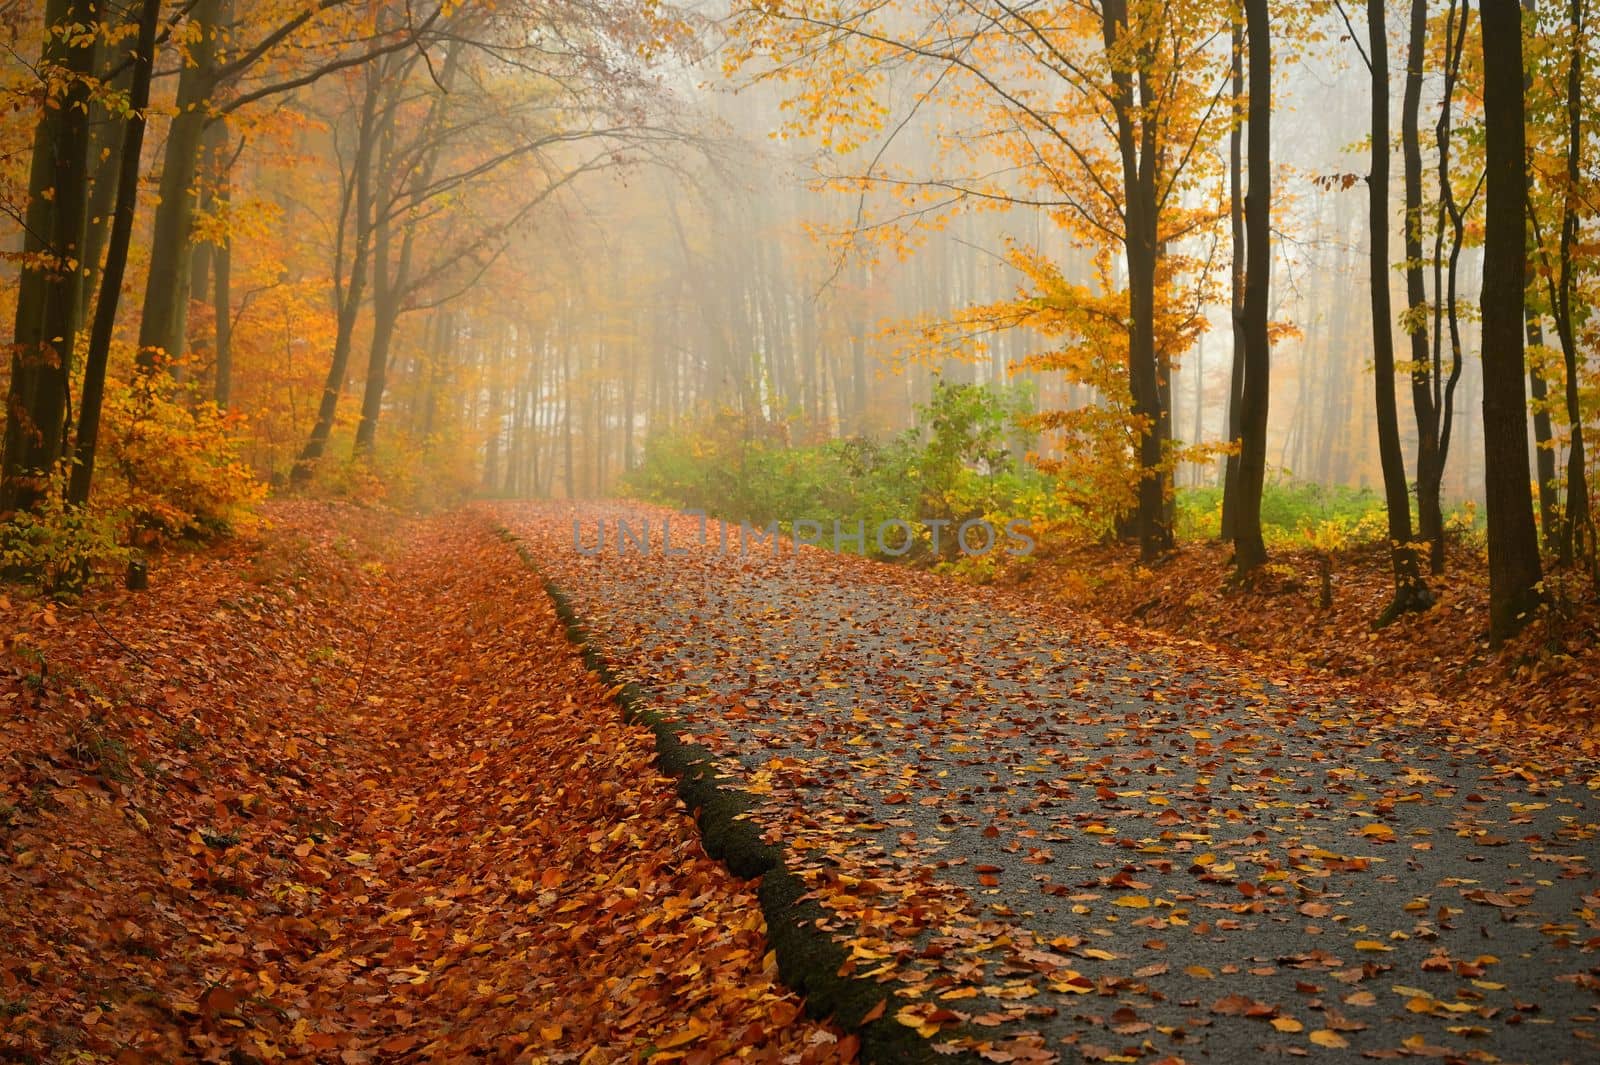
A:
504;500;1600;1065
2;503;848;1063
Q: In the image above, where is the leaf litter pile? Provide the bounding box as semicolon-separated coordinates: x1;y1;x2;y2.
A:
1027;538;1600;734
0;502;852;1064
508;501;1600;1065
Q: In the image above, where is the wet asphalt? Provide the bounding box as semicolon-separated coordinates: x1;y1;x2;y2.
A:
507;502;1600;1065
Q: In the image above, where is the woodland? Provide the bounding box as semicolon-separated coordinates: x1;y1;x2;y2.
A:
2;0;1599;1063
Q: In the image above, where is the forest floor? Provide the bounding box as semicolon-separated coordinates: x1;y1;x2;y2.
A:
507;501;1600;1065
6;500;1599;1065
0;502;853;1064
1022;536;1600;743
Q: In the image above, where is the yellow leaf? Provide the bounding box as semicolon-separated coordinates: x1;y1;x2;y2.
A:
1309;1030;1349;1048
655;1020;708;1049
1271;1017;1304;1033
1115;895;1152;909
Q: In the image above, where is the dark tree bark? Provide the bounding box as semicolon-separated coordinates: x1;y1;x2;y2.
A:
0;0;100;516
80;29;137;326
1221;19;1246;542
1233;0;1272;571
1479;0;1544;642
69;0;162;508
1367;0;1433;623
1422;0;1473;574
1401;0;1445;571
1526;313;1559;548
1550;0;1595;570
1103;0;1174;562
136;0;221;373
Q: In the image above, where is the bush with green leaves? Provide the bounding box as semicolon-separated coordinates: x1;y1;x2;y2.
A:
623;381;1055;562
2;375;264;594
0;473;130;595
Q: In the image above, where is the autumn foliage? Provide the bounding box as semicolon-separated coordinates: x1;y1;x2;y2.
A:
0;504;852;1063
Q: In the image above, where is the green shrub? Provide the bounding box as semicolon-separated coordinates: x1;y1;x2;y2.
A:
1178;482;1388;541
623;382;1056;561
0;475;130;595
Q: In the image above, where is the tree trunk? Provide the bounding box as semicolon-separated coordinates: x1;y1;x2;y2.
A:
1221;19;1246;541
1526;314;1559;549
1233;0;1272;571
353;289;400;455
0;0;99;516
80;30;137;326
69;0;162;508
212;131;234;409
352;129;400;457
1552;0;1595;571
1479;0;1544;642
1368;0;1432;622
136;0;220;373
1103;0;1173;561
1403;0;1447;573
293;66;384;484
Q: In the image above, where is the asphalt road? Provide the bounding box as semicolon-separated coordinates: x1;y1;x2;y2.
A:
507;501;1600;1065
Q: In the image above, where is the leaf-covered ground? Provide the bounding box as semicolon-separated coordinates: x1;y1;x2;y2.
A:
507;501;1600;1065
1027;538;1600;737
0;503;852;1064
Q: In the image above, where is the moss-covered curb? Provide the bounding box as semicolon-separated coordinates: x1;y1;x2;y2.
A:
496;527;982;1065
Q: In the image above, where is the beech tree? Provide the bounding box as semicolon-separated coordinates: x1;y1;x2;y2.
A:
1359;0;1434;621
728;0;1240;560
135;0;443;375
1231;0;1272;571
1401;0;1475;576
69;0;163;507
1479;0;1543;642
1527;0;1597;573
0;0;100;515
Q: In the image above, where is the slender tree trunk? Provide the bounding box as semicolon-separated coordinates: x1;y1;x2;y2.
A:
1233;0;1272;571
1368;0;1432;622
69;0;162;508
1552;0;1595;570
561;337;576;499
0;0;99;516
212;142;234;409
1479;0;1544;642
293;66;384;484
353;286;401;455
80;31;137;326
1403;0;1447;573
1221;19;1246;541
352;142;399;457
1526;314;1559;549
1103;0;1173;561
351;39;461;456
